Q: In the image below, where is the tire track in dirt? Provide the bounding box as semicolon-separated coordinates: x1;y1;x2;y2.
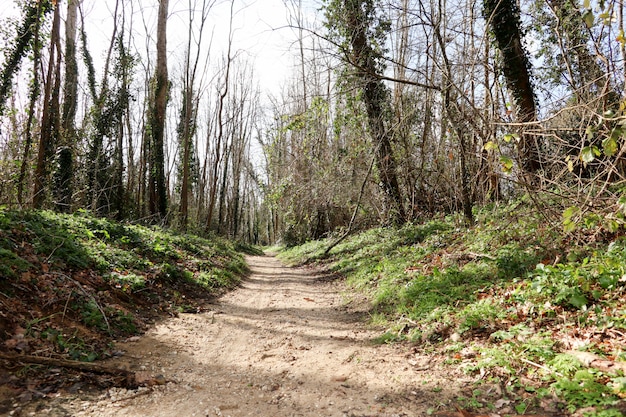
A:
22;255;468;417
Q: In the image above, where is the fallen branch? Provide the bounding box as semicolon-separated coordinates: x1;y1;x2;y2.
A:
0;352;136;385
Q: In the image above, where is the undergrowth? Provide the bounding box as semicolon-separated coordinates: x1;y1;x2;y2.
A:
279;200;626;416
0;207;248;366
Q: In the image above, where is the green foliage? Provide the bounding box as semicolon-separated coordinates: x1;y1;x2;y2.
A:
552;370;620;413
106;272;146;292
0;207;257;376
79;299;109;332
0;247;32;278
281;203;549;325
41;327;98;362
457;299;506;334
530;240;626;311
158;263;192;282
323;0;391;73
549;353;585;377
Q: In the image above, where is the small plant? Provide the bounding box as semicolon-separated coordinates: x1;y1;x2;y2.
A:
196;268;238;289
109;309;137;334
41;328;98;362
373;331;403;344
0;248;32;277
552;370;620;413
549;353;584;377
457;299;506;334
106;272;146;291
79;299;109;332
584;409;625;417
158;263;192;282
531;263;592;309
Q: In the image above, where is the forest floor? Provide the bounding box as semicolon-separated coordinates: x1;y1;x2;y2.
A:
7;254;482;417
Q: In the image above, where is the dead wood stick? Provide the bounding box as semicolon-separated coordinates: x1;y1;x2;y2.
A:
0;352;135;382
519;357;564;377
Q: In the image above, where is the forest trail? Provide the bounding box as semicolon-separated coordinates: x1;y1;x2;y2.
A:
25;255;469;417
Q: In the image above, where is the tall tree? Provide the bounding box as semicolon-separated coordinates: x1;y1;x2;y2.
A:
178;0;213;230
206;1;235;231
0;1;52;118
55;0;80;212
484;0;541;173
33;1;62;208
325;0;406;225
433;0;474;224
16;0;51;205
150;0;169;219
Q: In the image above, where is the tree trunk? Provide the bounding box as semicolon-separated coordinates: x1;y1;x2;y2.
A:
17;1;47;206
33;2;62;209
180;87;193;229
0;1;52;118
179;0;212;230
56;0;80;212
434;0;474;224
484;0;540;173
206;2;234;232
150;0;169;220
343;0;406;225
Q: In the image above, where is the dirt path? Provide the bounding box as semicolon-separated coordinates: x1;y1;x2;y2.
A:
23;255;469;417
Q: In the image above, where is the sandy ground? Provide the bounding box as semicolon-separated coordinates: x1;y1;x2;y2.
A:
13;255;471;417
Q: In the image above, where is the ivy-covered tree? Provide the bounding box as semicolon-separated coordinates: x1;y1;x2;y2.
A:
150;0;169;220
55;0;80;213
484;0;541;173
15;0;52;205
324;0;406;225
177;85;199;229
33;1;62;208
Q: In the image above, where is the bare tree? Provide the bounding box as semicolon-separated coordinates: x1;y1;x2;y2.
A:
178;0;215;229
206;1;235;232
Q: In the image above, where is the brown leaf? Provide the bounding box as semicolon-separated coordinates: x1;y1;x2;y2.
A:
20;271;32;282
4;339;17;349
